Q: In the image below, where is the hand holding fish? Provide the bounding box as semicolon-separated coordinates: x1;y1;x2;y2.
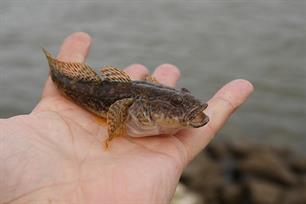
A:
0;32;253;203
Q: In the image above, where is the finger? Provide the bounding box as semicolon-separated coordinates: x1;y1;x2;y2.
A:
124;64;149;80
41;32;92;99
175;79;254;163
153;64;181;87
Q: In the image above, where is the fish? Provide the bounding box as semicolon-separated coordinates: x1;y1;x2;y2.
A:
43;49;209;148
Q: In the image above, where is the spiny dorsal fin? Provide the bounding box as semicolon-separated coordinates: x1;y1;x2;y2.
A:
42;48;101;83
181;87;191;93
100;66;131;83
145;75;160;84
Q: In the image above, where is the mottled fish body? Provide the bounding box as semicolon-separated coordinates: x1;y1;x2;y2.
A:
43;49;209;147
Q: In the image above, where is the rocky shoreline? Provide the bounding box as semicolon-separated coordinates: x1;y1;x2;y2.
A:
173;140;306;204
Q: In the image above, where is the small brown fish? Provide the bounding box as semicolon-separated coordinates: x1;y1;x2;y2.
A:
43;49;209;148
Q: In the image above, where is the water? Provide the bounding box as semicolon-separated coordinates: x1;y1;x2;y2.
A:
0;0;305;152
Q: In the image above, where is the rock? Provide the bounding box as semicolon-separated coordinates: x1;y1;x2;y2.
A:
239;152;297;185
228;141;293;161
246;179;283;204
300;175;306;186
228;140;253;159
182;154;224;203
281;186;306;204
268;146;293;161
171;183;203;204
206;141;228;160
181;141;306;204
291;157;306;174
221;184;243;204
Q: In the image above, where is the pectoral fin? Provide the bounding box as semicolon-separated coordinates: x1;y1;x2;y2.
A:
105;98;134;149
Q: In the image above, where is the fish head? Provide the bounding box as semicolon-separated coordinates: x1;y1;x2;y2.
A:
128;87;209;131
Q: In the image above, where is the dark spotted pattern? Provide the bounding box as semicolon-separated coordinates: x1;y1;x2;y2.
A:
44;49;209;130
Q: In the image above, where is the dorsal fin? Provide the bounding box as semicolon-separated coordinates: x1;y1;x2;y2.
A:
42;48;101;83
145;75;160;84
100;66;131;83
181;87;191;93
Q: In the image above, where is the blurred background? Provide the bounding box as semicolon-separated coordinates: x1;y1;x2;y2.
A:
0;0;305;203
0;0;304;151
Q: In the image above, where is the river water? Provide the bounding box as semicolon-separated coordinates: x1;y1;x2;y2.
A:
0;0;305;152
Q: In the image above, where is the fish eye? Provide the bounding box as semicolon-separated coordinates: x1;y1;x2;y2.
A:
171;96;183;106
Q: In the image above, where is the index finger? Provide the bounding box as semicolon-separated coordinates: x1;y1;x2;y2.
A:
175;79;254;164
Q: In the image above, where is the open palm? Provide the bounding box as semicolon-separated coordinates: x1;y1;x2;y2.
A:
0;32;253;204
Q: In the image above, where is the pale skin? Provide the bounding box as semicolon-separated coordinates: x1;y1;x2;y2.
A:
0;32;254;204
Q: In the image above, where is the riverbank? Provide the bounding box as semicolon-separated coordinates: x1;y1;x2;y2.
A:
173;140;306;204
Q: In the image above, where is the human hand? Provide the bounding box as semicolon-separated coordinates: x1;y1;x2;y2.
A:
0;32;253;204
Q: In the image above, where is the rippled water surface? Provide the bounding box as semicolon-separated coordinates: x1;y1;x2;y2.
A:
0;0;305;151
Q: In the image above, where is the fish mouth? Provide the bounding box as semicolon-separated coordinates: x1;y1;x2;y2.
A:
185;103;209;128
